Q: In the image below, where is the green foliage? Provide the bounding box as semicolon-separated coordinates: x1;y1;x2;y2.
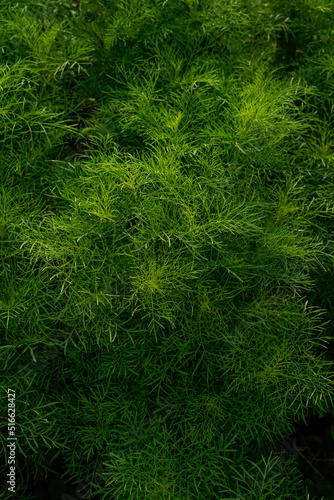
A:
0;0;334;499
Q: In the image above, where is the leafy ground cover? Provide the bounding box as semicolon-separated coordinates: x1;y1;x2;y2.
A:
0;0;334;498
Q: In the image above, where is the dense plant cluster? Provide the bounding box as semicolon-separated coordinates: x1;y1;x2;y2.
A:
0;0;334;498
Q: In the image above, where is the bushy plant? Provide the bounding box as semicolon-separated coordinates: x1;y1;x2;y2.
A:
0;0;334;499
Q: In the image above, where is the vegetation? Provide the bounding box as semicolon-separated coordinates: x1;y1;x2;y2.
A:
0;0;334;498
